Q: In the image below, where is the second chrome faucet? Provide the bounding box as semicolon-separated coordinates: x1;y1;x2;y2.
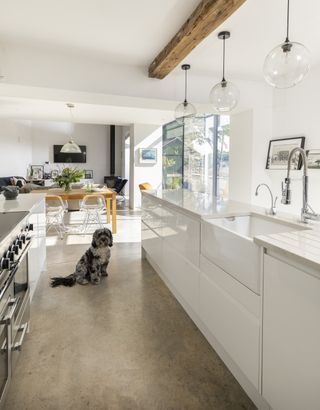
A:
255;183;278;216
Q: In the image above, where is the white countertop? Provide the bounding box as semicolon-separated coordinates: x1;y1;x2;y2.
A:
142;188;261;218
0;193;45;213
143;189;320;271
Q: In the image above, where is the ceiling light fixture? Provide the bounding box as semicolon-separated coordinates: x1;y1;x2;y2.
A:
60;103;82;153
210;31;239;113
174;64;196;125
263;0;310;88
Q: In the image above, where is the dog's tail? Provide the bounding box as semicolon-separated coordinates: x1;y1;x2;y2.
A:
50;273;76;288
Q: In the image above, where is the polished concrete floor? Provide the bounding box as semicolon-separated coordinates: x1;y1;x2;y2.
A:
4;209;256;410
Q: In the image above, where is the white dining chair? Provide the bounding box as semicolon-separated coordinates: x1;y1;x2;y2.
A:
46;195;68;239
79;194;106;232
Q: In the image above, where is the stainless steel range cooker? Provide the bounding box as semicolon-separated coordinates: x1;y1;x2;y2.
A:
0;211;33;407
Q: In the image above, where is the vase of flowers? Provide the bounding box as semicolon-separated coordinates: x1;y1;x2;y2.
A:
53;167;84;191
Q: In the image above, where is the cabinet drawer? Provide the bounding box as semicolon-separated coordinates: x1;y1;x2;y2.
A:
162;206;200;267
199;257;260;388
162;243;200;314
141;222;162;269
141;196;163;236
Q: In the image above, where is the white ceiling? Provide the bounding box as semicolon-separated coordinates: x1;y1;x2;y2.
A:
0;95;176;126
0;0;319;124
0;0;199;65
179;0;320;79
0;0;319;77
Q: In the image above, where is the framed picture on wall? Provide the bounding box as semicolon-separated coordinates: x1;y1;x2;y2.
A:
266;136;305;170
139;148;157;164
84;170;94;179
51;170;59;178
31;165;44;179
306;150;320;169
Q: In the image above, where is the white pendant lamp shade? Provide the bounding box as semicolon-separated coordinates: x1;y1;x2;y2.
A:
174;64;196;125
210;31;239;113
61;103;82;153
60;139;81;153
263;0;310;88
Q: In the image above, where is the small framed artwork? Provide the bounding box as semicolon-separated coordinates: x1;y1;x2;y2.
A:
139;148;157;164
266;136;305;170
51;170;59;178
84;170;94;179
306;150;320;169
31;165;44;179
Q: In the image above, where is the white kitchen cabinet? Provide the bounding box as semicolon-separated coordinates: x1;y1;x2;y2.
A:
263;254;320;410
28;199;46;299
161;242;200;314
199;255;260;389
141;222;163;270
141;195;163;236
201;219;261;293
161;205;200;267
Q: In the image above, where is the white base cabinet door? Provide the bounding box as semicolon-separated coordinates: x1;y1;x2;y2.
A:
199;256;260;389
161;242;200;314
141;222;163;270
28;199;46;299
263;254;320;410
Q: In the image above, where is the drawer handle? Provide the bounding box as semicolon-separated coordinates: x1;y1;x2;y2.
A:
12;323;28;351
0;338;7;354
0;298;19;325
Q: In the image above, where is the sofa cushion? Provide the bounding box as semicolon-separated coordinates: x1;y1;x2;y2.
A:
0;177;12;188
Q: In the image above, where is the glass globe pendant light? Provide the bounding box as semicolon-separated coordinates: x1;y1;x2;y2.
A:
210;31;239;113
60;103;82;153
263;0;310;88
174;64;196;125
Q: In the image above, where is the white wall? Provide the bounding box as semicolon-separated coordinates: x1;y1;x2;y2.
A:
249;66;320;216
230;65;320;218
0;119;32;177
229;80;273;205
129;123;162;209
229;110;253;203
31;122;110;183
0;119;124;184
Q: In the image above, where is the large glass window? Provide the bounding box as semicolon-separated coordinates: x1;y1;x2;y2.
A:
162;121;184;190
162;115;230;198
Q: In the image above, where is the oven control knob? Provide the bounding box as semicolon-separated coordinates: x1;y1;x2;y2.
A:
27;223;34;231
12;244;19;255
16;239;23;249
6;251;15;262
0;258;11;270
20;234;26;244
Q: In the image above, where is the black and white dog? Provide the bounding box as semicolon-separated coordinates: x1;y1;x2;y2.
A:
51;228;113;287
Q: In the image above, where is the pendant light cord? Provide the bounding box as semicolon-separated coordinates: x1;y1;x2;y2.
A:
67;103;75;141
222;36;226;82
184;69;188;103
285;0;290;42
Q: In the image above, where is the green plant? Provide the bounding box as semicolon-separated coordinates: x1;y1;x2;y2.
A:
53;167;84;191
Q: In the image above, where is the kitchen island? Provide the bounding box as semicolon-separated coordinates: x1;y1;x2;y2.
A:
0;193;46;299
141;189;320;410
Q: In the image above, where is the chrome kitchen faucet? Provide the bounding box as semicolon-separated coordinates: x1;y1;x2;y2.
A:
255;183;277;215
281;147;320;223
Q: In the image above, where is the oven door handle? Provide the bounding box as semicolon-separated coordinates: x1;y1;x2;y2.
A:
0;297;19;325
12;323;28;351
12;240;33;270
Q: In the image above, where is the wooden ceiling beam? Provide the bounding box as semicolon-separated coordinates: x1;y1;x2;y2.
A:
148;0;246;79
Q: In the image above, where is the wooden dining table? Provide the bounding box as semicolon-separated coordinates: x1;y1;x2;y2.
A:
34;187;117;233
